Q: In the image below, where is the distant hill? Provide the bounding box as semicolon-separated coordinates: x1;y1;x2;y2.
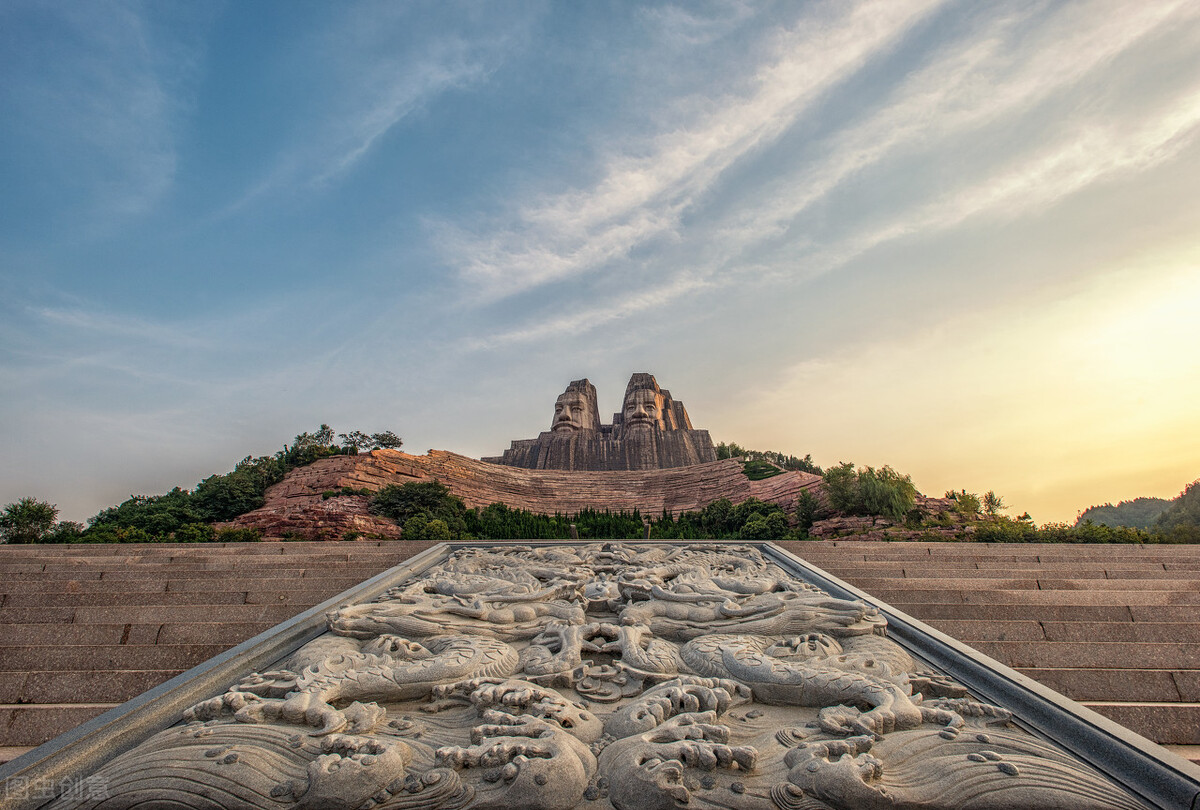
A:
1076;497;1171;529
1154;480;1200;532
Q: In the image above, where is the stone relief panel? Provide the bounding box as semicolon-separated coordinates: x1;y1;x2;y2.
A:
49;544;1149;809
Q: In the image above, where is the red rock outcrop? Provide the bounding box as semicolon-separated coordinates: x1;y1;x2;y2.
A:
230;449;824;539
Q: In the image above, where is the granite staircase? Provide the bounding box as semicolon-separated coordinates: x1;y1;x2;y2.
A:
779;540;1200;765
1;540;1197;767
0;542;434;764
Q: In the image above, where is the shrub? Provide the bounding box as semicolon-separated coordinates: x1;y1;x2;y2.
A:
738;511;789;539
823;463;916;520
43;521;85;543
1;498;59;544
717;442;822;474
947;489;982;515
1154;479;1200;532
796;490;820;531
741;459;784;481
214;527;262;543
859;467;917;520
173;523;216;543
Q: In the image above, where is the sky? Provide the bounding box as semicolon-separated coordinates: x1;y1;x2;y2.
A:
3;0;1200;526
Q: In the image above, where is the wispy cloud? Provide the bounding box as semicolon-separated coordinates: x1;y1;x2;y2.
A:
0;2;203;228
437;0;947;300
462;271;720;350
717;0;1197;253
449;0;1200;347
225;7;525;212
31;305;216;351
781;80;1200;282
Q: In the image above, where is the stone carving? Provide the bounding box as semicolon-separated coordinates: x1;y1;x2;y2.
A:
552;379;603;435
483;374;719;470
49;543;1148;809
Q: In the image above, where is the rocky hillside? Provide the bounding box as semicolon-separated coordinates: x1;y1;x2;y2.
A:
229;449;825;539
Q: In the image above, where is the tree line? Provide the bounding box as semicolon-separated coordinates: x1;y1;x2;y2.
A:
0;424;400;544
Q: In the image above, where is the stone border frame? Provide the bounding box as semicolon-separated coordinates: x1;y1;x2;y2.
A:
0;540;1197;810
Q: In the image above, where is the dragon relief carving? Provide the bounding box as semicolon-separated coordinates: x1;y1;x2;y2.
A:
48;543;1149;809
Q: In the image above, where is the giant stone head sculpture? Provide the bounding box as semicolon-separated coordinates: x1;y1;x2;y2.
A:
550;378;601;434
618;373;688;433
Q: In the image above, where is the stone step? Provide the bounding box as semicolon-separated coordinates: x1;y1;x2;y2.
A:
1016;668;1198;702
1040;622;1200;643
1;591;253;608
910;617;1200;644
0;541;402;555
0;576;369;595
0;670;184;704
846;576;1200;592
889;603;1138;622
920;619;1046;641
868;589;1200;606
1083;702;1200;745
0;624;156;646
970;641;1200;670
0;645;232;672
0;621;278;648
803;540;1200;553
165;576;369;593
0;704;121;747
0;565;389;580
59;604;306;626
815;565;1200;579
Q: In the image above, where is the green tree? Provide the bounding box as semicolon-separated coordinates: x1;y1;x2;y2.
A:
715;442;746;460
1;497;59;544
738;511;789;539
982;491;1007;515
822;463;916;521
173;523;216;543
339;431;374;452
44;521;85;543
823;462;862;514
1154;480;1200;532
947;489;981;515
89;488;203;539
371;431;403;449
1076;497;1169;529
859;466;917;520
372;481;469;539
796;489;820;530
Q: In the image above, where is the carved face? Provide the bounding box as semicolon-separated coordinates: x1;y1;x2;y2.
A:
552;391;594;434
623;388;666;431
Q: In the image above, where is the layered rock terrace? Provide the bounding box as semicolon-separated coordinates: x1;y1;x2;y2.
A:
230;449;824;539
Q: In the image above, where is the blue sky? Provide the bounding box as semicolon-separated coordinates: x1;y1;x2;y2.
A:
3;0;1200;524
